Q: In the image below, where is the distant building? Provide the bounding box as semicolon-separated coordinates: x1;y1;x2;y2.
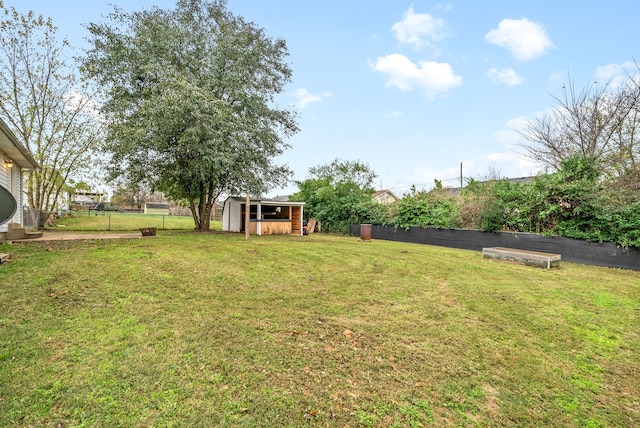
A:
144;202;170;215
372;189;399;204
71;192;106;208
270;195;292;202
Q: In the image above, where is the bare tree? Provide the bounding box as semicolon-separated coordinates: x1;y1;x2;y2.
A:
607;78;640;183
519;64;640;182
0;2;103;222
478;166;503;183
110;181;150;210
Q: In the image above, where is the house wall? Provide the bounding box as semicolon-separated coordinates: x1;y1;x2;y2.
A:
374;192;398;204
0;150;8;189
0;151;8;234
1;149;22;233
13;160;23;226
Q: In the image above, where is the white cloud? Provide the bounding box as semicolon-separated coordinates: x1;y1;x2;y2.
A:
433;3;454;13
487;67;523;86
396;113;542;192
485;18;554;61
64;90;104;123
390;111;404;118
65;90;100;112
403;152;539;191
480;152;540;178
491;115;529;144
402;164;461;191
293;88;332;109
594;61;637;88
371;53;462;99
392;6;447;50
487;116;542;177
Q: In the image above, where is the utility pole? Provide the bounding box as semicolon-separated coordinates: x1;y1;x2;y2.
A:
460;162;463;189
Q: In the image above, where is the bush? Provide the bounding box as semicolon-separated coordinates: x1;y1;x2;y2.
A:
295;155;640;248
479;199;503;233
393;190;460;230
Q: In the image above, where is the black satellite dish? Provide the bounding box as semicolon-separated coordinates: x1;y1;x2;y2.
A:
0;185;17;226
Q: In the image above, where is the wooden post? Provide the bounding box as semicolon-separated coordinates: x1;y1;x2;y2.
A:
245;194;250;240
256;202;262;236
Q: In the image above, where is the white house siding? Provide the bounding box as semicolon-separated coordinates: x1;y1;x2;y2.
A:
0;151;27;233
13;161;23;226
0;118;38;235
1;151;16;232
0;152;8;233
0;150;8;188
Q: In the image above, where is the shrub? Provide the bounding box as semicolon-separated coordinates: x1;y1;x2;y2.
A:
393;190;460;230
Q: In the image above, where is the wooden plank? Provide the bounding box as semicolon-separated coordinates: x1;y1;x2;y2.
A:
246;221;258;235
305;218;316;235
291;206;302;235
483;247;561;269
0;253;9;264
260;221;292;235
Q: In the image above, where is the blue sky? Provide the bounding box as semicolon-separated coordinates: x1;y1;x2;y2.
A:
12;0;640;196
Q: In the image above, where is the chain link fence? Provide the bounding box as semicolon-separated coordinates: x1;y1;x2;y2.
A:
22;207;41;229
18;206;222;231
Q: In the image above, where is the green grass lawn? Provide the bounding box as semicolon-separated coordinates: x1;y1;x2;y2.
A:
1;230;639;427
49;211;221;231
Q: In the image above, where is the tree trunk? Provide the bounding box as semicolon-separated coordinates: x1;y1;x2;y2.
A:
188;201;200;230
189;185;213;232
200;201;212;231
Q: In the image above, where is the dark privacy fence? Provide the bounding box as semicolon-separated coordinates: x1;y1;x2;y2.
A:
350;224;640;271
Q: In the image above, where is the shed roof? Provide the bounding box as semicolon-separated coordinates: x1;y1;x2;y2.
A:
225;196;305;206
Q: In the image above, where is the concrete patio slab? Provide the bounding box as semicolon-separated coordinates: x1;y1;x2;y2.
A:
7;231;150;243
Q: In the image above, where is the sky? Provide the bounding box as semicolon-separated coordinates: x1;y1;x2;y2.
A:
11;0;640;197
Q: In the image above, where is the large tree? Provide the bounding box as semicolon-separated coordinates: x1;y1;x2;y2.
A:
291;159;388;233
0;2;104;221
83;0;298;230
519;66;640;184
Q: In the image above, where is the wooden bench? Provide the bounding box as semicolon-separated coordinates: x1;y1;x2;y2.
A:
482;247;561;269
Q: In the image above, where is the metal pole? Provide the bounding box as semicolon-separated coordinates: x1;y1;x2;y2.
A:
245;194;250;240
